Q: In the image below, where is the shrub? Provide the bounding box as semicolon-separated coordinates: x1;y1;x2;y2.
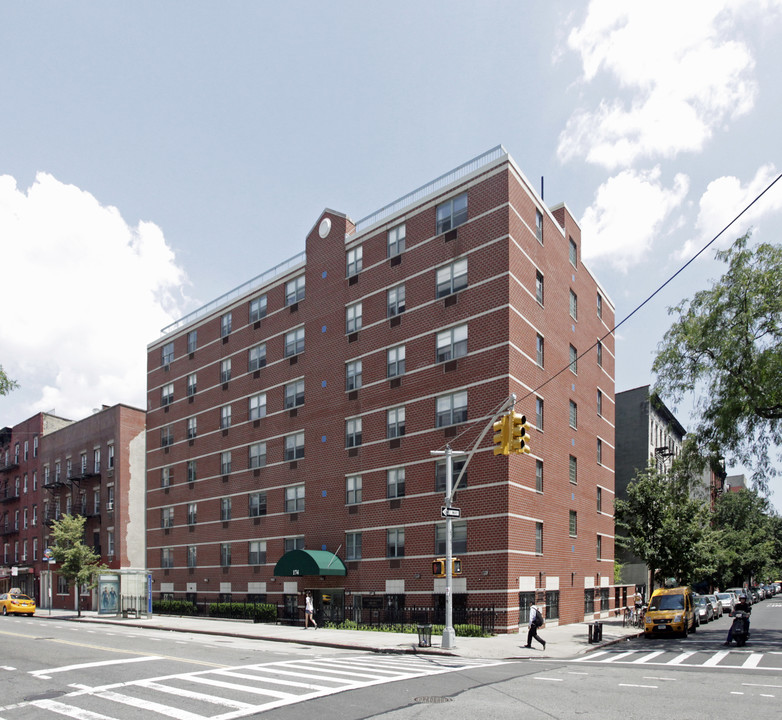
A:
208;602;276;622
152;599;197;616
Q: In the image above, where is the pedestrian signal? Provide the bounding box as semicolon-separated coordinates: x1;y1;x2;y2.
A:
452;558;462;575
432;558;446;577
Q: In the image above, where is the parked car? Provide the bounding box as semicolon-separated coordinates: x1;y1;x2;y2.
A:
727;587;751;604
716;592;736;614
707;594;723;618
645;586;698;637
749;587;761;603
0;592;36;616
694;595;714;623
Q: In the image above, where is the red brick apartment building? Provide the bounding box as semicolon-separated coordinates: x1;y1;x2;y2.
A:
0;405;146;609
146;146;620;631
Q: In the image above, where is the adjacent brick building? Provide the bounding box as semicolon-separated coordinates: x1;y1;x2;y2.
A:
146;146;619;631
0;404;146;609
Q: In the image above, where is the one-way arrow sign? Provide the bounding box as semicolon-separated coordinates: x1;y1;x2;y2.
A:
441;506;461;518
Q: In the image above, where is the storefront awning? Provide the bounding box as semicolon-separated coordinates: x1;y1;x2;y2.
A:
273;549;346;577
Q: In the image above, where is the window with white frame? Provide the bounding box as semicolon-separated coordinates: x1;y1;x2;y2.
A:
346;360;362;391
187;460;197;483
221;497;232;521
346;302;362;333
345;418;362;448
597;438;603;465
221;451;232;475
221;312;232;337
597;487;603;513
535;522;543;554
249;393;267;421
569;290;578;320
569;455;577;484
187;330;197;353
536;459;544;493
569;345;578;374
387;527;405;557
597;292;603;319
93;449;101;473
284;537;304;553
387;345;405;377
436;324;468;362
285;327;305;357
220;404;232;429
248;343;266;371
107;444;114;469
285;432;304;461
597;340;603;367
346;475;362;505
536;334;544;366
249;442;266;469
387;407;406;438
285;379;304;409
187;545;197;567
161;383;174;406
387;467;405;498
285;484;305;513
161;547;174;568
436;192;467;234
597;534;602;560
187;373;197;396
187;502;197;525
346;531;362;560
535;209;543;242
346;245;363;277
536;396;544;430
220;543;232;566
436;258;467;298
387;223;405;257
286;275;305;305
435;521;466;554
597;389;603;416
249;540;266;565
249;294;267;322
161;341;174;366
569;510;578;537
220;358;232;383
569;237;578;267
161;506;174;528
387;284;406;316
161;426;174;447
249;491;266;517
535;271;544;304
435;458;466;492
187;417;197;439
569;400;578;429
436;391;467;427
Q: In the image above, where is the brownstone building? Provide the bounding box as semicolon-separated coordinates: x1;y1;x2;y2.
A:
0;405;146;609
146;146;619;631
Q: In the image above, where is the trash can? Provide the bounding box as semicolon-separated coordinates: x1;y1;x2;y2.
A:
417;623;432;648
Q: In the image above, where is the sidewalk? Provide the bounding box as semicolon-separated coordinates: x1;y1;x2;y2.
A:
35;609;641;660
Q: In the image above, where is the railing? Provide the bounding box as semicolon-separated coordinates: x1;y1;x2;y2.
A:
160;251;306;337
352;145;507;235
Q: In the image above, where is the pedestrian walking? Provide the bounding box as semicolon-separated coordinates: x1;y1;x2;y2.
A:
524;604;546;649
304;592;318;629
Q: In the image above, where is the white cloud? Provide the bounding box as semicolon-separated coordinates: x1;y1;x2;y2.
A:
0;172;189;421
558;0;767;168
677;163;782;258
580;167;689;271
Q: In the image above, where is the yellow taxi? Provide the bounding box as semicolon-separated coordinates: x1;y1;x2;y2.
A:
0;590;36;616
644;586;696;638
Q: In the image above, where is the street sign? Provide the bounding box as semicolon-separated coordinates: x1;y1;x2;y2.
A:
441;506;461;518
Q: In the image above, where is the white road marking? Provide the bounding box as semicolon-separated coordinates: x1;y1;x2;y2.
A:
137;680;256;709
631;651;665;664
703;651;730;666
533;677;563;681
742;653;763;669
619;683;657;689
95;690;207;720
30;655;163;677
668;651;696;665
30;699;119;719
742;682;782;688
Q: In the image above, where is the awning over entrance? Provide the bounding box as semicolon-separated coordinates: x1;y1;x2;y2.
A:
273;549;347;577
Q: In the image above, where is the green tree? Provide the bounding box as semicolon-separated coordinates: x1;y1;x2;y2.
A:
0;365;18;396
615;465;716;587
50;514;106;616
652;233;782;492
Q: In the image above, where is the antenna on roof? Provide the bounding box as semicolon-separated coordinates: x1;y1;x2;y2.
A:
541;176;544;201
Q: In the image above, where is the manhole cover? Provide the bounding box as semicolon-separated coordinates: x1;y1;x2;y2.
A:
413;697;454;704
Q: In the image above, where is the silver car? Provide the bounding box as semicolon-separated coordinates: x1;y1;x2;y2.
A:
707;594;723;618
715;592;735;614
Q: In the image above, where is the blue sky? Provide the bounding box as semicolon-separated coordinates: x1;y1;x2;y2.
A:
2;1;782;504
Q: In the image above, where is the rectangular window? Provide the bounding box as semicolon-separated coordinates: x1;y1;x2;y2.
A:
436;391;467;427
569;455;577;485
221;497;232;522
346;245;363;277
436;258;468;298
435;458;466;493
93;449;101;473
161;341;174;366
221;543;232;567
597;487;603;513
187;373;197;396
535;271;544;304
284;537;305;553
285;485;305;513
286;275;305;305
436;192;468;234
249;294;267;322
597;438;603;465
597;535;603;561
387;284;406;316
161;548;174;569
569;510;578;537
569;237;577;267
220;359;232;383
387;345;405;377
584;588;595;614
346;360;362;391
536;459;543;493
248;343;267;371
435;521;467;554
346;532;362;561
569;400;578;429
387;467;405;498
249;492;267;517
387;407;406;439
597;340;603;367
187;330;197;354
535;209;543;243
536;334;544;367
161;383;174;406
597;292;603;319
569;345;578;374
436;324;468;362
187;545;197;568
284;380;304;409
346;475;362;505
346;302;363;333
285;432;305;461
249;442;267;469
187;460;197;483
187;417;197;439
187;503;197;525
160;426;174;447
345;418;362;448
221;451;232;476
569;290;578;320
536;397;544;430
597;389;603;416
249;393;267;421
220;405;232;429
387;223;405;257
221;312;232;337
535;522;543;554
161;507;174;529
249;540;267;565
386;527;405;558
285;327;305;357
546;590;560;620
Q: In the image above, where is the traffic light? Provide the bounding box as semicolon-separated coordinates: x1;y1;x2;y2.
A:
493;415;510;455
452;558;462;575
510;412;531;454
432;558;446;577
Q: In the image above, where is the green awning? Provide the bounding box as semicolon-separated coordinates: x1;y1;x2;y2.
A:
273;549;347;577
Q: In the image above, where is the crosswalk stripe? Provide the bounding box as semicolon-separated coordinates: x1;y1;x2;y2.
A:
214;669;334;691
702;651;729;667
185;674;307;699
95;690;206;720
32;698;121;719
631;651;665;664
600;651;636;663
667;651;695;665
136;680;256;710
742;654;763;669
